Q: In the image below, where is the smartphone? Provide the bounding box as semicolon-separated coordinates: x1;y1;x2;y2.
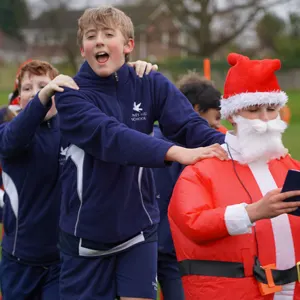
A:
282;169;300;216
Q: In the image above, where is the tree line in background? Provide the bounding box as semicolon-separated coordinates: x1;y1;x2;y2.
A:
0;0;29;39
1;0;300;65
256;11;300;61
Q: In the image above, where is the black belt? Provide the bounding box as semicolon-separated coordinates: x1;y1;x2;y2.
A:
179;257;300;286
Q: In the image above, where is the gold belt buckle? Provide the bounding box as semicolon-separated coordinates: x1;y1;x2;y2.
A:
296;262;300;282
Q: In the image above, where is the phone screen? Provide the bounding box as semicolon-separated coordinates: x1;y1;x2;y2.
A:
282;169;300;216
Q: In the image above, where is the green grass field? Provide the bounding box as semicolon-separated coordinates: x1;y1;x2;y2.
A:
0;91;9;104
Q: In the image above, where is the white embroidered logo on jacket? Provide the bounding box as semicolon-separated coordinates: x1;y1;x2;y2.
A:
132;102;147;122
133;102;143;112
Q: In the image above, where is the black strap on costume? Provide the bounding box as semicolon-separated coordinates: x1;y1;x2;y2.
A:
179;259;245;278
179;257;298;285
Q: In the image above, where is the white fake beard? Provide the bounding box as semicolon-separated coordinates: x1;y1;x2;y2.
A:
233;115;288;164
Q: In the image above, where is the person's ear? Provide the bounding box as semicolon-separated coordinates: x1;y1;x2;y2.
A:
124;39;134;55
193;104;200;114
80;47;85;58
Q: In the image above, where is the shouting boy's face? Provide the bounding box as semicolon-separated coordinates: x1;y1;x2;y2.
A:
81;26;134;77
20;71;57;120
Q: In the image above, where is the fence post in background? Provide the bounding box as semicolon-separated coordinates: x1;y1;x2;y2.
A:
203;58;211;80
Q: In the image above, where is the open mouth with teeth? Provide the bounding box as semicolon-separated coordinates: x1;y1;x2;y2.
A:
95;52;110;64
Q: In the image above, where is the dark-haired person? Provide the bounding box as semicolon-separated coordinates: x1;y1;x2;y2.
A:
154;71;224;300
177;71;227;132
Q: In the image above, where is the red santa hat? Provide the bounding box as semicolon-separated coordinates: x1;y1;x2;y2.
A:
220;53;288;119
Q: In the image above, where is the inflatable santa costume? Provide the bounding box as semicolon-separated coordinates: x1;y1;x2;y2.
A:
168;53;300;300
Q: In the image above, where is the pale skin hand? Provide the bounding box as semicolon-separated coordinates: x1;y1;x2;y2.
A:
38;75;79;106
246;188;300;223
165;144;229;165
128;60;158;77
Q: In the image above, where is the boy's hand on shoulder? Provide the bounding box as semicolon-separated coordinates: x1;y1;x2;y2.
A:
165;144;228;165
39;75;79;106
128;60;158;77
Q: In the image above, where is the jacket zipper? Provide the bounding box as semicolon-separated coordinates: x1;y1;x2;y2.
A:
114;72;123;122
114;72;119;82
114;71;124;240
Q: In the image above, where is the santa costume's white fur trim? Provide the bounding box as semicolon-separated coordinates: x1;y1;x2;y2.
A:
220;91;288;119
8;105;21;112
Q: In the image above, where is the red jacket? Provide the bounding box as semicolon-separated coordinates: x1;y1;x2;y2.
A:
169;154;300;300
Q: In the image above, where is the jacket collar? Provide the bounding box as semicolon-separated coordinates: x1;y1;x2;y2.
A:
76;61;129;89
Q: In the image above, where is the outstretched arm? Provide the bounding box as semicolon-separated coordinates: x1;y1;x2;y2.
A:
55;88;174;168
153;73;225;147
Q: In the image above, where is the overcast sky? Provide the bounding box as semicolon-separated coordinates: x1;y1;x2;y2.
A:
64;0;126;9
26;0;126;17
26;0;298;19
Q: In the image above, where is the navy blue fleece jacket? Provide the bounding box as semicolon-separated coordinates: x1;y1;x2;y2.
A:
55;61;224;247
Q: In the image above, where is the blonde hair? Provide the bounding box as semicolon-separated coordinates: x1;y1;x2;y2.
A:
77;6;134;62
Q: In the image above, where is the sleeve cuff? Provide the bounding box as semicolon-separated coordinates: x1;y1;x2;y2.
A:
224;203;254;236
156;141;175;167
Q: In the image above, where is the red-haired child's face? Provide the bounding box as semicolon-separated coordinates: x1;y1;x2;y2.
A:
19;71;57;120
